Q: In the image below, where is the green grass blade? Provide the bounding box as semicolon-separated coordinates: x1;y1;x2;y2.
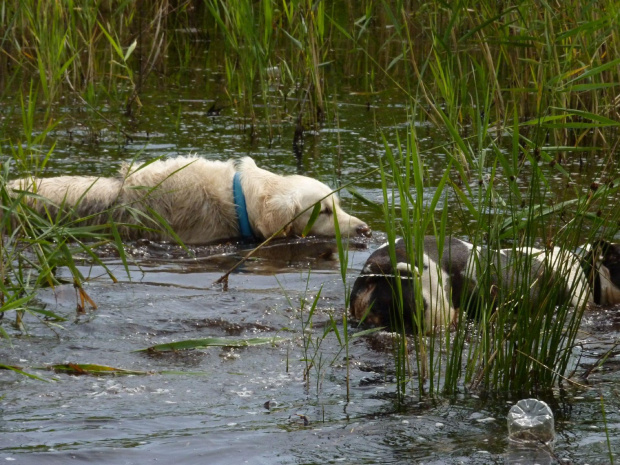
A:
46;363;150;376
302;202;322;237
137;337;284;352
0;364;49;382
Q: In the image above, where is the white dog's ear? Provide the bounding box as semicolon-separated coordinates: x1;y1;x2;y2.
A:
256;193;300;238
238;157;257;170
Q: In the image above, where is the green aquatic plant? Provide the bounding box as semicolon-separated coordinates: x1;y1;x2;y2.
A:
1;0;619;139
0;1;208;140
277;269;333;396
601;394;615;465
331;0;619;399
0;91;189;330
372;120;619;398
138;336;284;353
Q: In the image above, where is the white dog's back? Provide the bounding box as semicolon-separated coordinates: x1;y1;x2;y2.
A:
7;156;370;244
119;157;238;243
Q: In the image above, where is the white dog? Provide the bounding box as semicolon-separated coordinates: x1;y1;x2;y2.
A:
8;156;371;244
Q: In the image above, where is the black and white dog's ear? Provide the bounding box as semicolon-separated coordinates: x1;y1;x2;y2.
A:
600;240;620;262
589;239;620;269
583;240;611;268
597;240;620;277
592;239;612;259
588;239;620;306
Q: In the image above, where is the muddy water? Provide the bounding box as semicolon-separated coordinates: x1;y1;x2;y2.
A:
1;89;620;464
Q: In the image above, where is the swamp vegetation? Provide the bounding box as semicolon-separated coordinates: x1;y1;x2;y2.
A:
1;1;620;462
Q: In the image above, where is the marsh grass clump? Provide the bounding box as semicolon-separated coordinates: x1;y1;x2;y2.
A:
3;2;620;141
369;124;620;401
1;0;339;138
1;1;210;138
0;159;121;328
336;0;620;399
0;95;136;327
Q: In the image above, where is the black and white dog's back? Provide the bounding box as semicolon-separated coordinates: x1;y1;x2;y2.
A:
349;236;620;333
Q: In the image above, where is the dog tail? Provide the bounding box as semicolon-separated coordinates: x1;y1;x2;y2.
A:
7;175;123;222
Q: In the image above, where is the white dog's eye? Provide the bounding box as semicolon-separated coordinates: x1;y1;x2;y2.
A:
321;207;332;215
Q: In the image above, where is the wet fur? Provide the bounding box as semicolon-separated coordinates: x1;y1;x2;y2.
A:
8;156;370;244
350;236;620;333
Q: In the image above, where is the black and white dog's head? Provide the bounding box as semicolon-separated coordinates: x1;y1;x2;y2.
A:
349;237;469;333
349;237;620;332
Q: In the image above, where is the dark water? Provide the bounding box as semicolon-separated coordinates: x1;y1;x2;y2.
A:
1;50;619;465
1;235;619;464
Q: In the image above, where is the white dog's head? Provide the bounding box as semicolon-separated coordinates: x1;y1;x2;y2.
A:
239;158;371;240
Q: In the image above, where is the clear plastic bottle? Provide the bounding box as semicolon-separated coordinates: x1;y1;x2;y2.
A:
507;398;555;444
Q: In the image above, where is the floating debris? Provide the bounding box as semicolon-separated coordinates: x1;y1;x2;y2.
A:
264;399;278;410
138;336;284;353
46;363;151;376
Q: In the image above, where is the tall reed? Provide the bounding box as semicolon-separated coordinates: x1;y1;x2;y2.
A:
367;0;620;396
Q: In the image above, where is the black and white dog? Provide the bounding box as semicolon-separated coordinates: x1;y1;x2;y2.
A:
349;236;620;333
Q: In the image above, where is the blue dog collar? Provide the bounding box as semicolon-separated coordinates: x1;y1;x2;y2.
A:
233;172;254;240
